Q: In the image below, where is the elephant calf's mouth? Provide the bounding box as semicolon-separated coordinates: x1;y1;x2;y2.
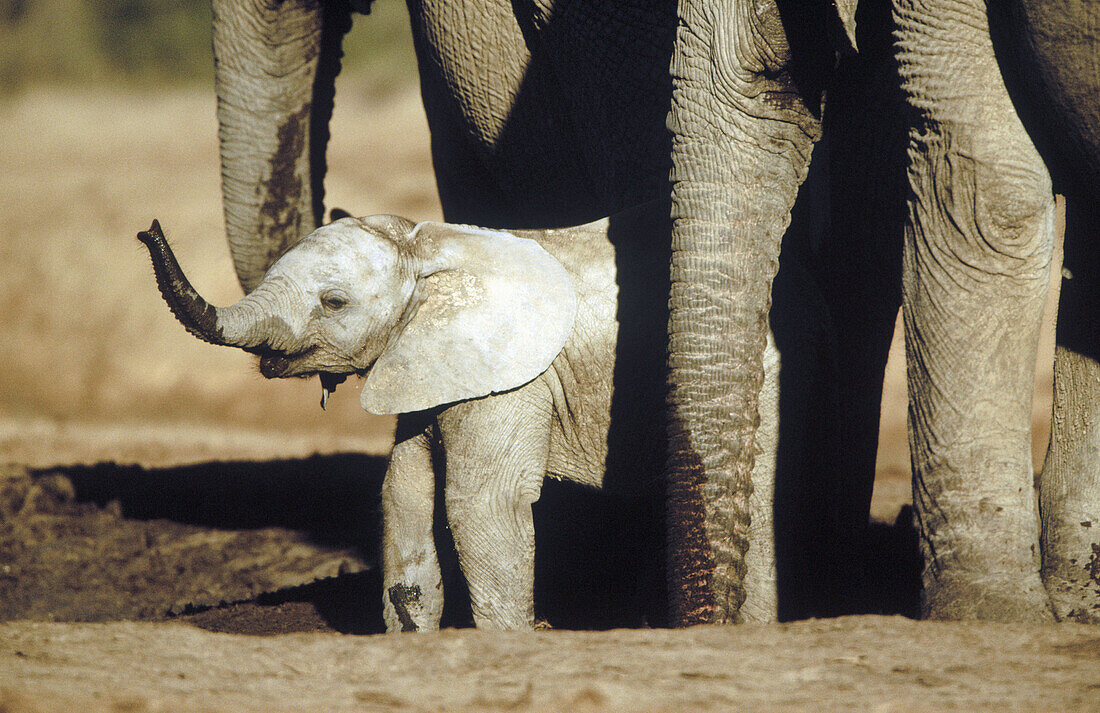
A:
259;353;291;379
256;350;362;410
257;347;324;379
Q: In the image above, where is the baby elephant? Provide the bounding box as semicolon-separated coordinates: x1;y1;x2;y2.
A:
137;205;671;631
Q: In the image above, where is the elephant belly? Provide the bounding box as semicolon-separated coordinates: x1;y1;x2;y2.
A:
406;0;678;228
540;327;666;494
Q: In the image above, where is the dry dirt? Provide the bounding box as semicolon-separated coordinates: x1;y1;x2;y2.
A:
0;64;1089;711
5;617;1099;713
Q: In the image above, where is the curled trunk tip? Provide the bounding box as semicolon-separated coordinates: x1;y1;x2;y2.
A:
137;219;225;346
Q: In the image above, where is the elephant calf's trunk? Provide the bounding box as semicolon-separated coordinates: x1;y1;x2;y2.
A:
137;220;229;346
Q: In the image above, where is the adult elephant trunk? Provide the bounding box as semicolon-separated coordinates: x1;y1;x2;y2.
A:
137;220;285;352
664;1;836;624
212;0;352;294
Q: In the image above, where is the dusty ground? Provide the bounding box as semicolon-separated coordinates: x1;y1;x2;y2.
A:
4;617;1100;713
0;44;1086;711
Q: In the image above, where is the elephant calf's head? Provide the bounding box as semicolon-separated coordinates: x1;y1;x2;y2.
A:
137;216;578;414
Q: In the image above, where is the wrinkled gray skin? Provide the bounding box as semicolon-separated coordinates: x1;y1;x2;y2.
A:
209;0;1098;624
987;0;1100;623
136;208;807;630
891;0;1057;621
672;0;1099;624
857;0;1100;623
669;0;1099;623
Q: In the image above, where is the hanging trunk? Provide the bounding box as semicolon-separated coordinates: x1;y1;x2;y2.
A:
212;0;352;294
664;0;830;625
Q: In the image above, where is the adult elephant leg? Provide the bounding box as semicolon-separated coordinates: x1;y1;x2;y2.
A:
1041;200;1100;623
212;0;352;292
894;0;1055;620
988;0;1100;624
665;0;828;625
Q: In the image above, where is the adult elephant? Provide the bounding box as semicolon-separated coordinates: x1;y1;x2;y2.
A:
209;0;858;625
211;0;682;292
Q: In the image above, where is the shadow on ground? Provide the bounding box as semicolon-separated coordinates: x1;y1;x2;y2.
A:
5;457;920;633
62;455;386;550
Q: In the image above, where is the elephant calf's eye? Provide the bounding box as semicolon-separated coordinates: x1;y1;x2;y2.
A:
320;292;349;312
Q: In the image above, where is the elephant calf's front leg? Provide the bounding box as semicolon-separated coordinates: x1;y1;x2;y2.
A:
438;394;550;630
382;419;444;632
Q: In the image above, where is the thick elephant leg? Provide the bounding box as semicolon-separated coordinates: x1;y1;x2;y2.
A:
984;0;1100;624
1040;200;1100;623
894;0;1055;620
381;418;443;632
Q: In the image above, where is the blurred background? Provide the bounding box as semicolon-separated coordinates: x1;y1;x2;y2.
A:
0;1;1057;522
0;0;417;91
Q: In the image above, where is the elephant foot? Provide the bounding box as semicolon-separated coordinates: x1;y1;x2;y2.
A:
921;572;1055;622
1042;524;1100;623
1045;571;1100;624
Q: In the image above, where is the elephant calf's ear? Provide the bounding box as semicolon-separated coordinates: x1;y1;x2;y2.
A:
360;224;578;414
